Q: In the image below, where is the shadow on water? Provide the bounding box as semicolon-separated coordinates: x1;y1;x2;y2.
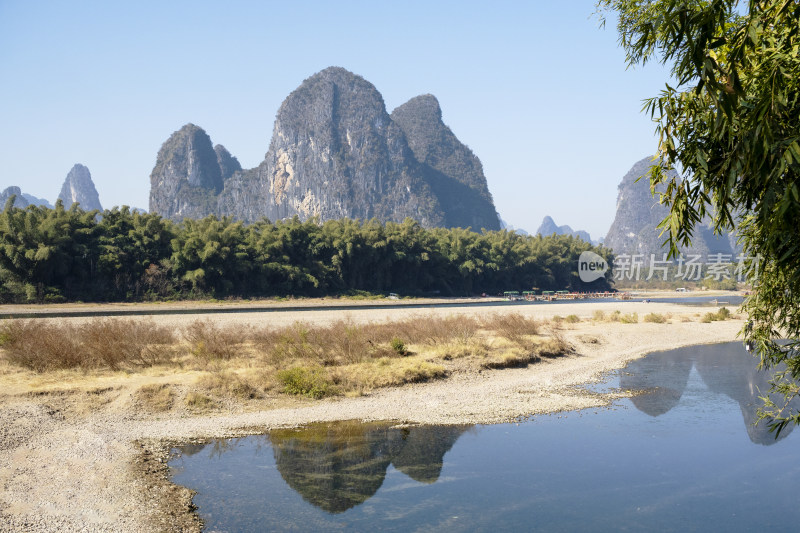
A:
621;341;800;444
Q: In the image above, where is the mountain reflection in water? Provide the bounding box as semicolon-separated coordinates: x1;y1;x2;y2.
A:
178;422;469;514
269;422;468;513
620;341;800;444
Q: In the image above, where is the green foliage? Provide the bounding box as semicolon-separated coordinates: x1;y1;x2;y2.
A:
277;366;333;399
600;0;800;432
390;337;408;356
0;205;613;302
702;307;732;323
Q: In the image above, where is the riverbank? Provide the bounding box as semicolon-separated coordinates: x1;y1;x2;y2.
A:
0;303;744;532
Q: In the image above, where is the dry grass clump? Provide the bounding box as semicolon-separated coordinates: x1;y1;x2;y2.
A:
481;313;540;342
330;358;446;392
0;319;175;372
197;370;263;399
619;312;639;324
480;327;572;369
592;310;606;321
430;339;489;361
643;312;668;323
701;307;732;323
538;329;573;357
184;391;215;410
136;383;175;412
369;314;479;346
481;347;541;369
253;320;401;367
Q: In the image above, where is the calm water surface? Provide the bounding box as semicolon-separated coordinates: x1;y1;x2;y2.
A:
170;342;800;532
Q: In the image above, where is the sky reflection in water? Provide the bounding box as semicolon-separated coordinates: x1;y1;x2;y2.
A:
170;341;800;532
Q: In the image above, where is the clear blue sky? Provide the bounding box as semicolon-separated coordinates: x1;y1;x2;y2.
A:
0;0;670;240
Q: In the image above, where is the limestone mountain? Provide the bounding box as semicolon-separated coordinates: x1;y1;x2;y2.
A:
1;187;29;208
149;124;223;220
58;164;102;211
604;156;736;259
536;215;592;243
149;67;500;230
390;94;500;230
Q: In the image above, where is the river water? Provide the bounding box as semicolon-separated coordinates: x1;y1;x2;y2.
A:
169;341;799;532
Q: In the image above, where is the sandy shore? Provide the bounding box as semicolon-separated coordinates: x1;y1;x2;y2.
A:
0;300;744;532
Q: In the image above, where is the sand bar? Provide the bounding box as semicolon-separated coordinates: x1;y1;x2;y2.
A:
0;298;744;531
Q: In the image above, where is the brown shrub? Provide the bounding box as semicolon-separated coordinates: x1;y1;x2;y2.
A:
0;318;175;372
369;315;479;346
80;319;175;368
184;320;245;360
538;329;573;358
482;313;540;344
0;320;83;372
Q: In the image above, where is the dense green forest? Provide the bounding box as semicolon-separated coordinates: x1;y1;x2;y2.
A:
0;199;614;303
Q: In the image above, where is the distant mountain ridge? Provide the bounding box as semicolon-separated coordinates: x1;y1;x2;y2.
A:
536;216;593;243
2;164;102;211
149;67;501;230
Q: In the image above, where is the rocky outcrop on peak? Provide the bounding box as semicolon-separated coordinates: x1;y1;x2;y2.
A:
391;94;500;230
214;144;241;180
149;67;501;230
149;124;224;220
604;157;736;259
536;216;592;243
58;164;102;211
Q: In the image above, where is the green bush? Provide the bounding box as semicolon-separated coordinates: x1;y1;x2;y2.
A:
702;307;732;323
277;366;334;399
390;337;407;356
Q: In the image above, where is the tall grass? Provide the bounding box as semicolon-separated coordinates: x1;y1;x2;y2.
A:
0;311;575;401
184;320;244;360
481;313;539;344
0;318;175;372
